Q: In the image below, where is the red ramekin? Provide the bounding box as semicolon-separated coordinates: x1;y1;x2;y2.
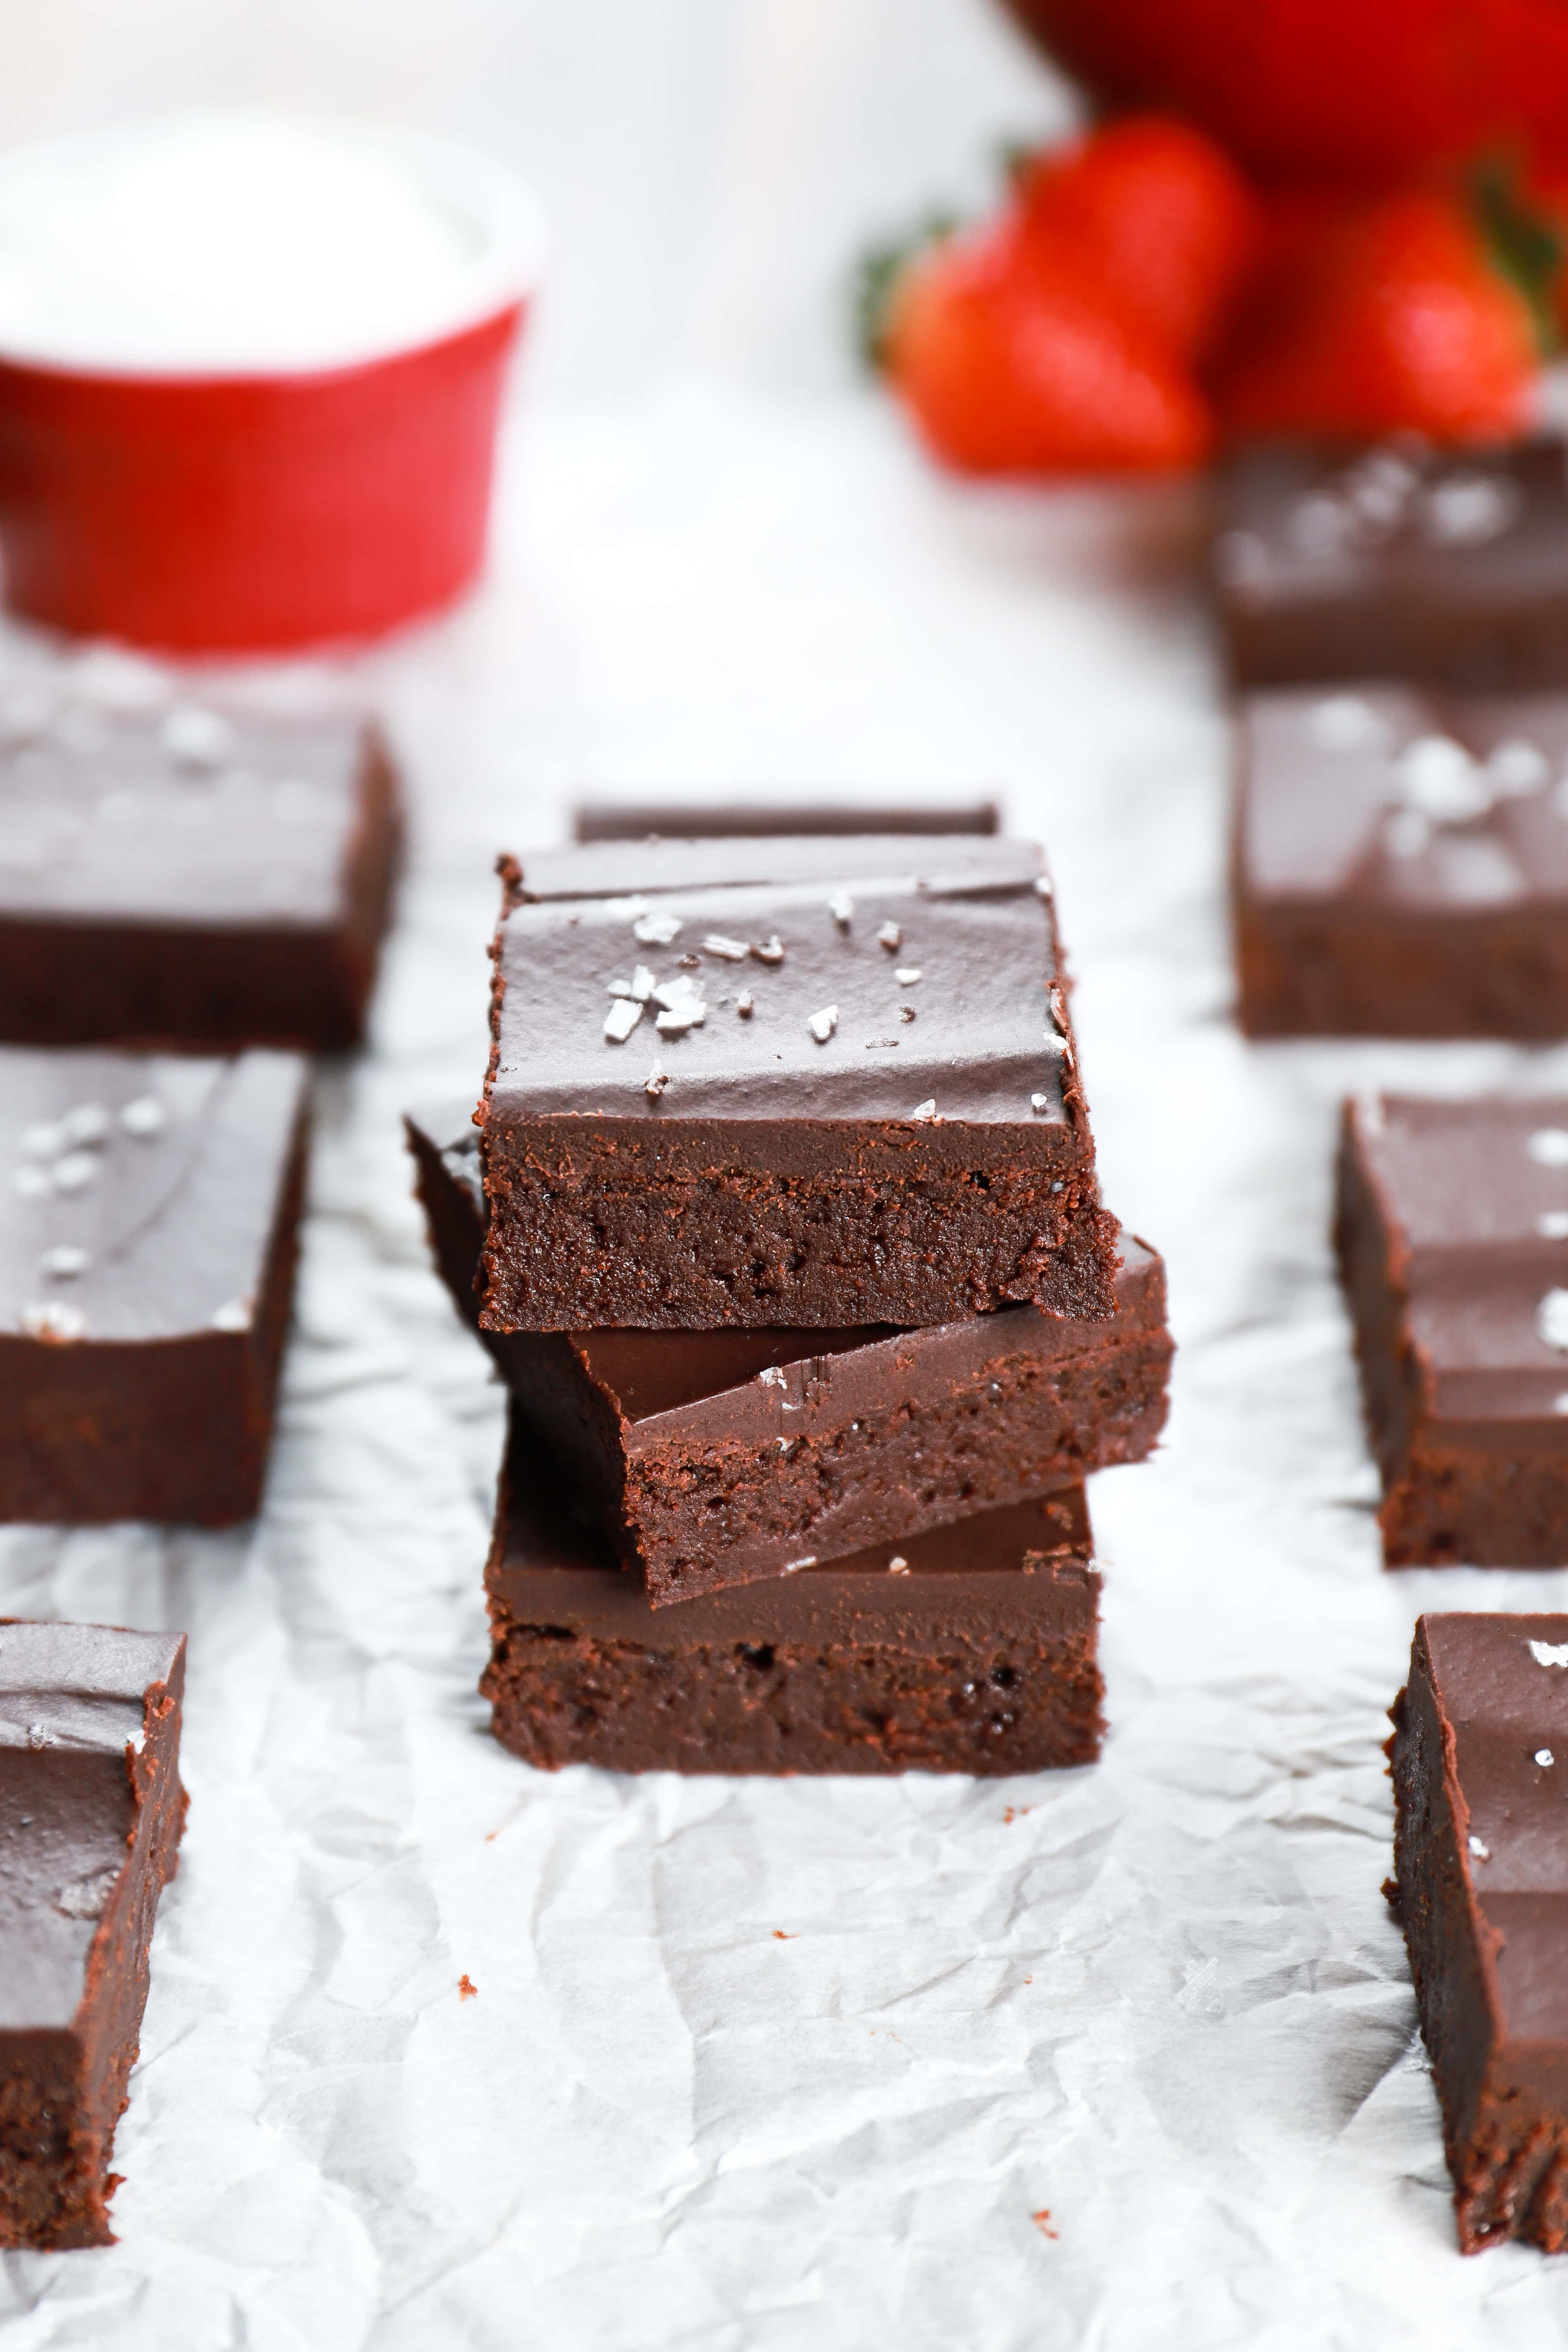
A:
0;124;545;653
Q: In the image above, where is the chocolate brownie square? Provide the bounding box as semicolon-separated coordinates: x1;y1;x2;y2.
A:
0;1046;309;1523
1235;682;1568;1038
0;678;400;1051
1389;1613;1568;2252
0;1620;186;2249
480;835;1118;1329
482;1417;1103;1774
1215;439;1568;690
1336;1091;1568;1564
409;1104;1170;1604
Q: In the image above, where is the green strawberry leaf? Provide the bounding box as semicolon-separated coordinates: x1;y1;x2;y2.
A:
1470;154;1564;356
851;211;960;373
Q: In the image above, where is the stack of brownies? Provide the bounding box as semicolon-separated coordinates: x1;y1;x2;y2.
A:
410;824;1172;1775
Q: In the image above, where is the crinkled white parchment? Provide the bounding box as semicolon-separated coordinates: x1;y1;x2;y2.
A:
6;383;1568;2352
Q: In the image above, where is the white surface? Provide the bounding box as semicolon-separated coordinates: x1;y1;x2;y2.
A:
0;114;544;374
4;385;1568;2346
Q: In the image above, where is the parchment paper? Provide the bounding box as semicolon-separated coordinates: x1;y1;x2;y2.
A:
6;379;1568;2351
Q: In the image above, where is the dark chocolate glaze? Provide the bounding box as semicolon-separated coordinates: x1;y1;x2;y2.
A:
0;682;401;1052
0;1621;184;2029
0;1047;309;1344
1235;678;1568;1038
0;1619;186;2250
1216;440;1568;690
514;833;1039;904
1344;1094;1568;1435
572;800;1001;843
0;1047;309;1524
1241;685;1568;912
1390;1613;1568;2251
491;839;1067;1129
0;697;380;927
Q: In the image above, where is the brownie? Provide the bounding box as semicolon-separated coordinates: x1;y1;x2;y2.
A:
480;836;1118;1329
572;797;1000;842
0;1620;186;2249
0;680;401;1051
1215;439;1568;690
1388;1612;1568;2253
410;1104;1170;1604
1233;683;1568;1038
1333;1092;1568;1565
0;1046;309;1524
482;1418;1103;1774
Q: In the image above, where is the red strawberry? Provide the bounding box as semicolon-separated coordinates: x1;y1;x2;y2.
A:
1215;191;1540;444
1014;115;1261;361
884;220;1213;475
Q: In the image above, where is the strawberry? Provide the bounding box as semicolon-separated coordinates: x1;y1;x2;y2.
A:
1014;115;1261;361
884;220;1213;475
1214;191;1540;444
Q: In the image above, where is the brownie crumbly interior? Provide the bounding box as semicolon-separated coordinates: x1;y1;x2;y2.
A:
0;1622;187;2250
483;1420;1103;1776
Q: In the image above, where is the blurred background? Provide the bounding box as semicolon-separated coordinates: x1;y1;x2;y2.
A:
0;0;1078;398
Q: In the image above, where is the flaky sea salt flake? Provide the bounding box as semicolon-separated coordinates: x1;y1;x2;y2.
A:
40;1246;89;1280
877;920;902;951
632;909;682;946
51;1152;99;1194
1529;1638;1568;1668
702;934;749;961
603;997;643;1042
60;1103;109;1147
119;1094;166;1138
808;1005;838;1043
752;935;785;964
